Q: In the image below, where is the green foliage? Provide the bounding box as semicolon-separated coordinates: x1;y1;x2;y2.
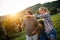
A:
0;13;60;40
50;8;58;15
13;13;60;40
51;13;60;40
35;9;39;14
13;29;26;40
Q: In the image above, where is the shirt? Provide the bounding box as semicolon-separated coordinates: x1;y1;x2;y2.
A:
21;17;38;36
35;13;53;34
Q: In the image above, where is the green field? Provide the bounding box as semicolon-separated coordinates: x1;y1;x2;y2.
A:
52;13;60;40
13;13;60;40
0;13;60;40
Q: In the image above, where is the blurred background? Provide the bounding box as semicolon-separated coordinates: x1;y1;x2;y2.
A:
0;0;60;40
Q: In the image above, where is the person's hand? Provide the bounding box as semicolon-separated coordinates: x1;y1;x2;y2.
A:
32;30;36;34
38;24;42;28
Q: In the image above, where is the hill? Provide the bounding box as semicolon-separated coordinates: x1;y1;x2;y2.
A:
16;0;60;16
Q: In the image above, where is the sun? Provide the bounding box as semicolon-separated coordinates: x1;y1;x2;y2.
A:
9;13;17;17
11;13;16;15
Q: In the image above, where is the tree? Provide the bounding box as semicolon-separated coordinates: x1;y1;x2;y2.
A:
50;8;58;15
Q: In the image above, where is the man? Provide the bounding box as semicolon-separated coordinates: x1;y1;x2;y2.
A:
21;11;38;40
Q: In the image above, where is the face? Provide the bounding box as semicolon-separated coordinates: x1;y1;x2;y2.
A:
26;12;32;18
26;13;30;15
39;9;45;14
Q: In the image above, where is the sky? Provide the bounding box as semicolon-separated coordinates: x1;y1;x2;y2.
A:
0;0;56;16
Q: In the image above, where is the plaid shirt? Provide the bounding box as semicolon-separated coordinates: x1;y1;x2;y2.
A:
35;13;53;34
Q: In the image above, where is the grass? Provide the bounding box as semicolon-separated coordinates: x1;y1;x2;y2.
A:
51;13;60;40
15;13;60;40
13;29;26;40
0;13;60;40
12;13;60;40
